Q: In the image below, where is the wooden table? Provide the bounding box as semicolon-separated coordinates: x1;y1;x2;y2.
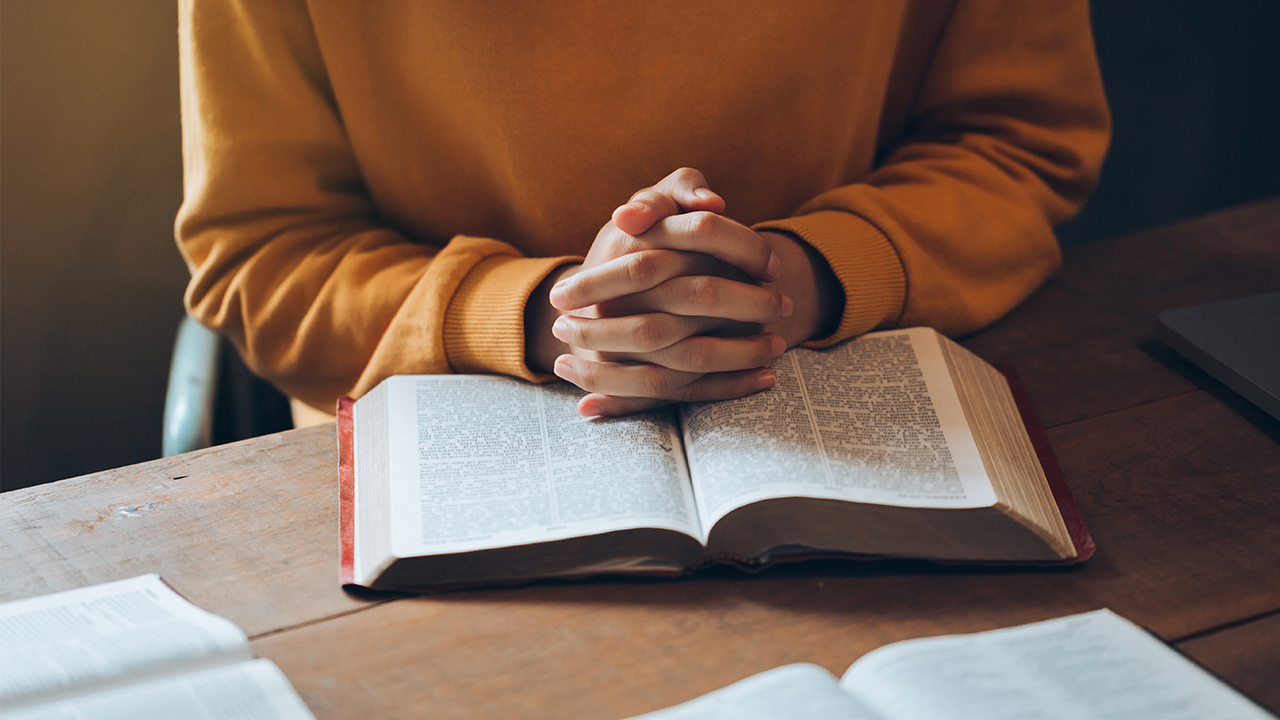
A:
4;199;1279;719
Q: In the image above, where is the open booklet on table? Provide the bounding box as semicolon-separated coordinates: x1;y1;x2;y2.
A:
625;609;1274;720
0;575;315;720
340;327;1094;591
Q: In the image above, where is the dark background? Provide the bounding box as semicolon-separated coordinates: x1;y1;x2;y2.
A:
1057;1;1280;246
3;1;1279;492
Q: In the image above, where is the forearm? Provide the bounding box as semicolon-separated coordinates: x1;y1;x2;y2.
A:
182;0;588;409
183;221;561;408
756;0;1109;339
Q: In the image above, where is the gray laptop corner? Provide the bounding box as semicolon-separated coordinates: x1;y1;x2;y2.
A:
1156;291;1280;422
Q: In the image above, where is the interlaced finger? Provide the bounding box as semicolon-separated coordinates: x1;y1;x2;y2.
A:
552;313;721;353
594;275;793;325
597;333;786;373
554;355;777;404
613;168;726;237
646;212;780;282
558;353;783;412
550;249;743;311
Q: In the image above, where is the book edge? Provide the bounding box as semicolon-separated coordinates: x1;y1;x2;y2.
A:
994;365;1096;563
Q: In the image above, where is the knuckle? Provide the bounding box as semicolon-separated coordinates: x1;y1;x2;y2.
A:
630;189;658;206
632;317;665;352
625;252;659;287
768;289;786;316
567;360;595;391
678;338;713;370
754;240;774;269
603;226;636;254
639;367;672;398
555;279;581;307
753;337;777;365
671;377;710;403
568;279;596;308
562;318;589;347
686;211;718;239
674;167;702;185
687;276;720;307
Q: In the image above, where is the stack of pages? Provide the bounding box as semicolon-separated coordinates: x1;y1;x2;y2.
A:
627;609;1273;719
0;575;315;720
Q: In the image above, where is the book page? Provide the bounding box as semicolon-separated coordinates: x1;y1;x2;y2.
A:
682;328;996;527
2;658;316;720
386;376;702;556
625;664;888;720
841;609;1273;720
0;575;250;711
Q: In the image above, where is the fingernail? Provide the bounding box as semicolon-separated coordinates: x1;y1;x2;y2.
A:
755;369;777;391
781;294;794;318
765;252;781;281
694;188;716;200
553;356;572;380
770;335;786;358
552;315;569;341
549;283;568;308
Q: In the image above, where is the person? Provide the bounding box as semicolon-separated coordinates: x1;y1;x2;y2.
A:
175;1;1110;421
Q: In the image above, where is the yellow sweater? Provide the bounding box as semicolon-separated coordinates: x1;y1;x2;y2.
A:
176;1;1110;411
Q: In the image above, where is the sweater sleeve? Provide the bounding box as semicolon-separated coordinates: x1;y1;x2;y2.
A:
175;0;575;412
754;0;1110;344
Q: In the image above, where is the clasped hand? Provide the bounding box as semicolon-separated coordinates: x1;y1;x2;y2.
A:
529;168;836;417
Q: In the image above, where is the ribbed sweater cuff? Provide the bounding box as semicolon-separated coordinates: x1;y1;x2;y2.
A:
443;254;580;381
753;210;906;347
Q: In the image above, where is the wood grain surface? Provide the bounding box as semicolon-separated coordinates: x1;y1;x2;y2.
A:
3;197;1278;718
965;196;1280;427
1177;612;1280;714
246;384;1280;719
0;424;384;636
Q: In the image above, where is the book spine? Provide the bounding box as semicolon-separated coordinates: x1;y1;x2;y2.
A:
337;397;357;586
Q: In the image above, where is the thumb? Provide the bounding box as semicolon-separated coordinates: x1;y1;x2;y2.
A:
613;167;725;236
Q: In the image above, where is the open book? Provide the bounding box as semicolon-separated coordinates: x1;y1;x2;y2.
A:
0;575;315;720
625;609;1274;720
340;327;1094;591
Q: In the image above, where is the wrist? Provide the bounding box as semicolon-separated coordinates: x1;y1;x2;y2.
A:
526;263;581;374
758;230;841;347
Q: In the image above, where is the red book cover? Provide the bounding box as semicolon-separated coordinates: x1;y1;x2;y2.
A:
337;396;356;587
